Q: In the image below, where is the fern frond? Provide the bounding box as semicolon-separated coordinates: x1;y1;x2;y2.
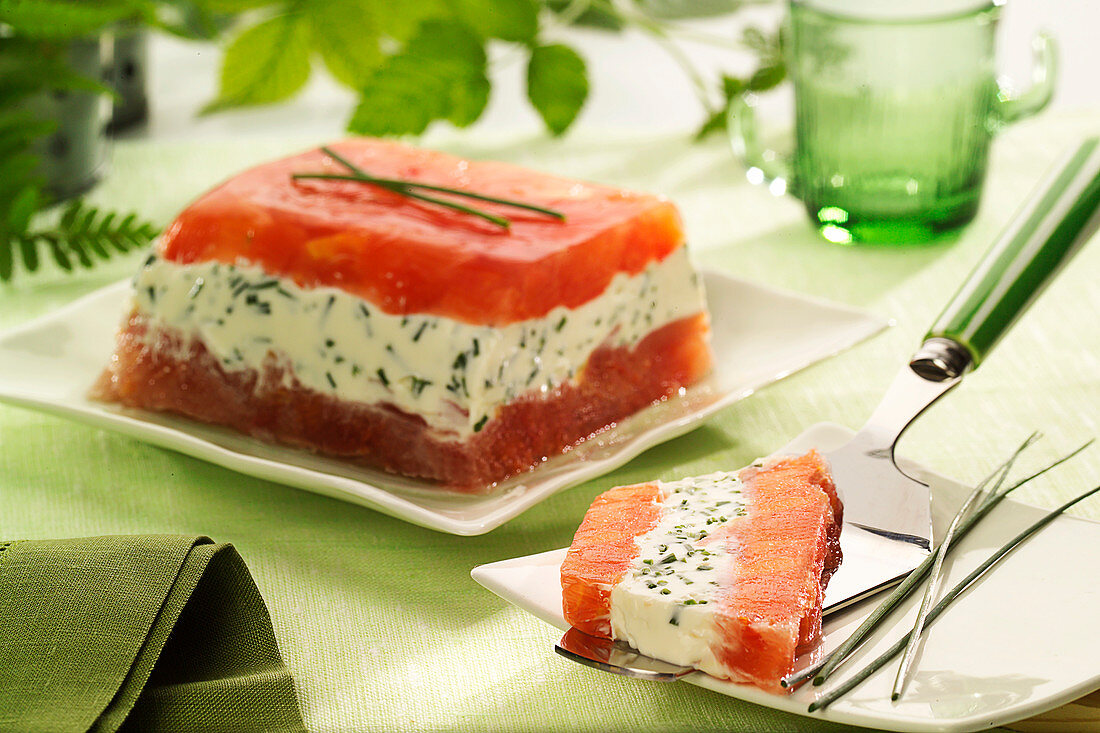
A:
18;234;39;273
44;234;72;272
2;200;160;282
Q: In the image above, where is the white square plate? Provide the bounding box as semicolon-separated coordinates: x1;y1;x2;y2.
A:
0;272;883;535
471;423;1100;731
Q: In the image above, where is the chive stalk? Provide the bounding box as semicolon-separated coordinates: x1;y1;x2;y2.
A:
890;433;1040;700
781;438;1092;691
291;146;567;229
809;482;1100;713
809;440;1092;686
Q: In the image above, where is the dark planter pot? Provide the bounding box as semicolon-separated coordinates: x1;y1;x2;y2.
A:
31;37;112;201
107;30;149;133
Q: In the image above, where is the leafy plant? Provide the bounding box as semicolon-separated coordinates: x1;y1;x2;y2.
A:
198;0;785;140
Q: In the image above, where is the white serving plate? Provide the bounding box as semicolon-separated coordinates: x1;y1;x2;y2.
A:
472;422;1100;731
0;271;883;535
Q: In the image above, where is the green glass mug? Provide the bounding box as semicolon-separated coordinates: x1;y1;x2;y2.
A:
730;0;1057;244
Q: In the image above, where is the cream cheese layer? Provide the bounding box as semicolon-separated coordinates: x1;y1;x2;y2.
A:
128;245;707;439
608;472;749;677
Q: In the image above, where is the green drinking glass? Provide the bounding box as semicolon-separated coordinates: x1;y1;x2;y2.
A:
730;0;1057;244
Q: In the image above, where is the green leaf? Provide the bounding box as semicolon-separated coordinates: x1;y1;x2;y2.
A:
0;0;139;37
7;187;38;236
0;147;42;190
348;20;488;136
47;237;72;271
203;12;313;113
18;235;39;273
0;38;113;106
747;61;785;92
0;135;47;264
0;156;43;210
69;237;93;268
369;0;446;42
86;216;112;258
114;213;141;251
695;72;752;139
59;200;80;230
694;107;728;141
526;43;587;136
74;203;98;237
451;0;538;43
308;0;383;88
0;238;12;281
721;73;745;99
348;64;445;137
447;74;490;128
0;110;55;154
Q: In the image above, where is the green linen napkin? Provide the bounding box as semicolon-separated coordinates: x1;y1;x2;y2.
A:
0;535;306;733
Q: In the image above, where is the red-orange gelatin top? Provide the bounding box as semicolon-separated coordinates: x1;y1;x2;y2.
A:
159;139;685;326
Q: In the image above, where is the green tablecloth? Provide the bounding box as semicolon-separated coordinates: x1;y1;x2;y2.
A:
1;110;1097;732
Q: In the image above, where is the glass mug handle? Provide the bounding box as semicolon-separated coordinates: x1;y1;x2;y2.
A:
994;32;1057;125
727;93;792;193
727;31;1059;191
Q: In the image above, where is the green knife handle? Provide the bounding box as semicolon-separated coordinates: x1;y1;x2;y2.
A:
926;137;1100;368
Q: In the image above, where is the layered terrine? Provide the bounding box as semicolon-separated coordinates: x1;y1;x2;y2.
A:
560;451;843;691
93;139;713;491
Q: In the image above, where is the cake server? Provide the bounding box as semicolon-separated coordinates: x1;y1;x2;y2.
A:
822;136;1100;612
556;137;1100;676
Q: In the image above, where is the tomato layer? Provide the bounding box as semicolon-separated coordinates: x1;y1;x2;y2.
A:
712;451;842;691
159;139;685;325
560;482;665;637
92;312;712;492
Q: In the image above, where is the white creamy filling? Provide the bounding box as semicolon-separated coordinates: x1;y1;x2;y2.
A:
128;245;706;439
609;472;749;676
